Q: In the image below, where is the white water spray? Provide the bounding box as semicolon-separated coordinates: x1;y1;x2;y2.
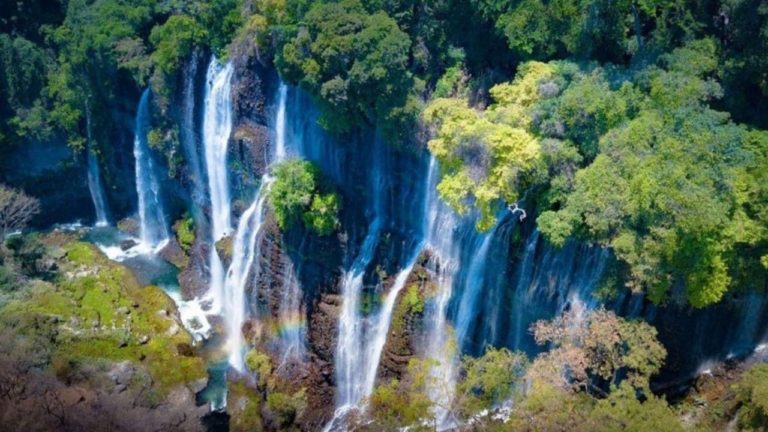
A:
222;177;273;371
202;58;234;317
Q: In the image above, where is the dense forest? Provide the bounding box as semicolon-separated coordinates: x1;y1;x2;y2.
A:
1;0;767;431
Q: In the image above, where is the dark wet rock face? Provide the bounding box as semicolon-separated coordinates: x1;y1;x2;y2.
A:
249;213;344;430
229;46;277;199
179;240;211;300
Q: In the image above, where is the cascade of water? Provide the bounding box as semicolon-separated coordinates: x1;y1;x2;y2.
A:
333;137;386;411
181;50;207;212
421;156;467;428
275;83;288;162
222;177;273;371
203;59;234;241
132;89;169;248
453;234;494;345
361;249;423;398
502;235;609;353
273;83;306;363
85;102;110;227
219;80;294;371
334;218;383;407
277;263;306;364
202;58;234;316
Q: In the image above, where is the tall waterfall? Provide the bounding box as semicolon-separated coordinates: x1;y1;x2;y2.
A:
203;60;234;241
132;88;169;248
202;58;234;318
421;156;470;427
181;50;207;213
333;137;386;412
275;83;288;162
214;79;294;371
361;247;423;398
85;103;110;227
222;177;273;371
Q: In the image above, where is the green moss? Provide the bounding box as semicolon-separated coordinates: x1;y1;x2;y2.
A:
403;285;424;314
65;242;97;266
245;348;272;387
174;216;195;253
228;380;263;432
2;238;206;397
388;283;425;356
266;389;306;429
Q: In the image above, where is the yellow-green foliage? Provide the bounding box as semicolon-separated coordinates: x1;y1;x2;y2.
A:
488;61;555;128
174;216;195;252
403;285;423;314
266;389;307;429
228;380;263;432
2;241;206;396
245;348;273;387
423;62;550;230
367;357;437;429
735;364;768;429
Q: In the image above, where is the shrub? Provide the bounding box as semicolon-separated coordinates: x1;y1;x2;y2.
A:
269;160;341;236
0;184;40;238
174;216;195;252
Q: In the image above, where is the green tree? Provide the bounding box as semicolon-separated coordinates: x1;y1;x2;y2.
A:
423;61;550;230
269;160;341;236
277;0;415;140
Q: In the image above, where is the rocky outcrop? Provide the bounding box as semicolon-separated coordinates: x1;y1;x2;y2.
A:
179;240;210;300
235;209;346;430
377;253;434;382
229;42;277;201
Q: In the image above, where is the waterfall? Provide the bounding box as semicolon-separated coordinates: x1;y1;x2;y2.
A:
85;102;110;227
219;79;300;372
332;137;386;413
453;234;494;345
274;83;306;363
181;50;207;213
361;249;423;398
132;88;169;248
334;218;383;407
222;177;273;371
425;156;462;428
202;58;234;316
275;83;288;162
203;59;234;241
277;263;305;364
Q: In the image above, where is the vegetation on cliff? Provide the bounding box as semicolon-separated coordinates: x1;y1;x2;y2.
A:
269;160;341;236
1;0;768;430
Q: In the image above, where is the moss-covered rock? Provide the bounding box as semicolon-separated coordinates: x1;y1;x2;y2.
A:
228;379;264;432
2;239;207;397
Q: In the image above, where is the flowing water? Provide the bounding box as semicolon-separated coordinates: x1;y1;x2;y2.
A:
202;58;234;318
132;88;169;248
222;177;273;371
75;63;768;427
181;50;207;217
85;103;110;227
203;59;234;242
275;83;288;161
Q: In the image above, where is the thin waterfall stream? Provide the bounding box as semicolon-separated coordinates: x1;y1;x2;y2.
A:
132;88;169;249
85;101;110;227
